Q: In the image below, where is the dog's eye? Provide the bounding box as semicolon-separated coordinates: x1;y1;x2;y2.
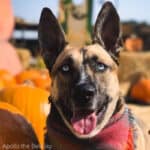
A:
95;63;108;72
61;64;70;73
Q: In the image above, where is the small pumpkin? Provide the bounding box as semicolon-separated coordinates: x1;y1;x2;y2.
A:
124;35;143;52
0;102;40;149
15;69;51;90
15;69;40;84
130;78;150;103
0;85;50;148
0;69;16;87
33;69;51;90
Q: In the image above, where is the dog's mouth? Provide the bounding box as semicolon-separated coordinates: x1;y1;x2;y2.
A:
71;107;106;135
53;99;116;139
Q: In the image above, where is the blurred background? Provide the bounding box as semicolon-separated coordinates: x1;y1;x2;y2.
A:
1;0;150;70
3;0;150;95
11;0;150;53
0;0;150;148
1;0;148;98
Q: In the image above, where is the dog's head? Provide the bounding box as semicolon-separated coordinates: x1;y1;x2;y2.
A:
39;2;122;139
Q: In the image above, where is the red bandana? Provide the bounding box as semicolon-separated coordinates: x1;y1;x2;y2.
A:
92;108;134;150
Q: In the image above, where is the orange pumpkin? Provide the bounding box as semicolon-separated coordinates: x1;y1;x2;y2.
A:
32;69;51;90
124;35;143;52
15;69;51;90
0;69;16;87
0;79;4;90
0;102;40;149
0;85;50;148
15;69;40;84
0;101;22;114
130;78;150;103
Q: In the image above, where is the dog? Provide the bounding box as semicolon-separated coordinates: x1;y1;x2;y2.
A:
38;2;149;150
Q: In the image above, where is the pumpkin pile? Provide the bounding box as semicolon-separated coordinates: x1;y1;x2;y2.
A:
0;85;50;148
0;68;51;91
0;68;51;149
0;1;51;148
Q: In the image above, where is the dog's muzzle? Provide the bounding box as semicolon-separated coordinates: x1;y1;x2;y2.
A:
73;83;96;105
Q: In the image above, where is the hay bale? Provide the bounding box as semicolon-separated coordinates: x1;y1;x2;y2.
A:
119;52;150;96
119;52;150;82
119;81;130;96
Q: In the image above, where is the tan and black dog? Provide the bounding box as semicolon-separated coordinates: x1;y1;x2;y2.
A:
38;2;149;150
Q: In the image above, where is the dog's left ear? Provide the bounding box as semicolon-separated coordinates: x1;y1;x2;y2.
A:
93;2;122;57
38;8;66;71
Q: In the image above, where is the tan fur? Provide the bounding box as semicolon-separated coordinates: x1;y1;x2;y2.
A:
84;44;117;68
52;45;83;74
51;44;119;103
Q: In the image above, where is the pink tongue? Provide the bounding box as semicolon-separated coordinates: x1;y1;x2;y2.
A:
71;112;97;135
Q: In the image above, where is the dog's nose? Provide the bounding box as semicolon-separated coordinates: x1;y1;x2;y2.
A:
83;85;95;98
74;83;96;102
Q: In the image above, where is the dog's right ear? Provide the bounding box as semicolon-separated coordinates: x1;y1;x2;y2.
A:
38;8;66;71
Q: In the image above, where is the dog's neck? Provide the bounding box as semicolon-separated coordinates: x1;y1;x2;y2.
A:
47;98;136;150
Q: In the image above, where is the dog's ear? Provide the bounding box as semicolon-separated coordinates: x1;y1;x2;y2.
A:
93;2;121;57
38;8;66;71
